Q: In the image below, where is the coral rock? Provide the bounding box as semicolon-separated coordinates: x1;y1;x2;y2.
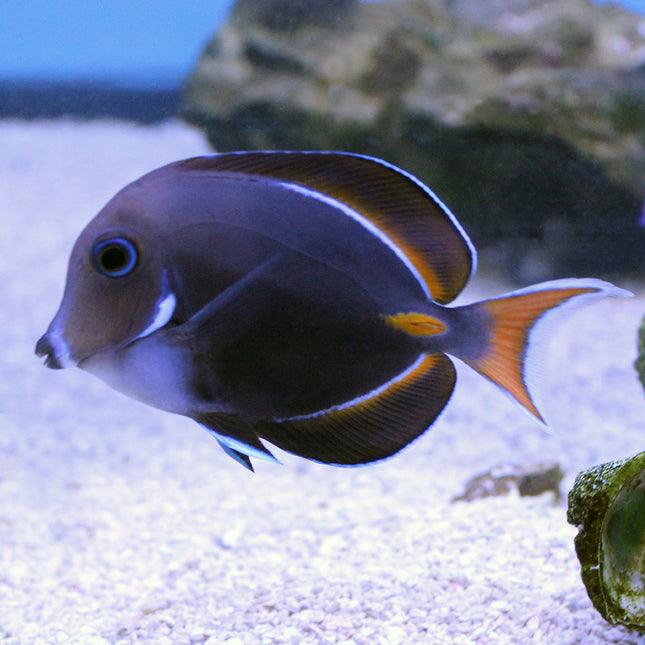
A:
568;452;645;631
181;0;645;281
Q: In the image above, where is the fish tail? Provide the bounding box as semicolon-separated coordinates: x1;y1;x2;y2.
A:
458;278;632;423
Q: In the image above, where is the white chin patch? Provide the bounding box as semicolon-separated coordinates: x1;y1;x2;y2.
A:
134;290;177;341
49;329;76;368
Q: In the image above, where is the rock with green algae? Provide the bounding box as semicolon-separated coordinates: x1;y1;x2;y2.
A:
181;0;645;281
636;317;645;392
568;452;645;632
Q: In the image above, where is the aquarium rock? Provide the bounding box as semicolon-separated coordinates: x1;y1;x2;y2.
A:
181;0;645;281
636;316;645;392
452;461;563;502
567;452;645;632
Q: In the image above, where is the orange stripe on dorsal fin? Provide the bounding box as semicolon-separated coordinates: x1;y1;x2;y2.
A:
174;152;475;304
252;353;456;465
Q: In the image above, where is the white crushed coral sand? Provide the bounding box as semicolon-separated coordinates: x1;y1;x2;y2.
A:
1;119;644;645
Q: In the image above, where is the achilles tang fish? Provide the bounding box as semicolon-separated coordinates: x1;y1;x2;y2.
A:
35;152;631;470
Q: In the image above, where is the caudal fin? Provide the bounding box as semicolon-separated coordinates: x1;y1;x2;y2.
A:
461;278;632;424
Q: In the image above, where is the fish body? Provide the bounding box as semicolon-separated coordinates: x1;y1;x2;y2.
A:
35;152;631;470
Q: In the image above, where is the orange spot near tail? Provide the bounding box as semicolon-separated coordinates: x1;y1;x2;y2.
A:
474;287;598;421
384;312;447;336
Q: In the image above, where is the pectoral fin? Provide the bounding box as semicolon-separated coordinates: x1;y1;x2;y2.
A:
215;442;254;471
196;412;279;470
182;254;284;339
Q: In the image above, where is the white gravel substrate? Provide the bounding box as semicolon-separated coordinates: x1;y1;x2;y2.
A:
1;119;644;645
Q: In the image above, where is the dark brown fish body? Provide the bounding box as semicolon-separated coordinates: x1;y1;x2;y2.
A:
35;152;631;469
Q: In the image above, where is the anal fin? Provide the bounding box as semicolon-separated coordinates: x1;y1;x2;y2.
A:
253;353;456;465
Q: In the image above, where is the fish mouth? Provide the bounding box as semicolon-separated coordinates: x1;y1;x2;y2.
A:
35;331;74;370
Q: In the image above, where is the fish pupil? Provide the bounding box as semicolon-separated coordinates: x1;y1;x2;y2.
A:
100;246;127;271
92;237;138;277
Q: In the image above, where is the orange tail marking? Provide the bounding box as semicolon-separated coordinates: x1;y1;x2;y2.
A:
476;287;598;421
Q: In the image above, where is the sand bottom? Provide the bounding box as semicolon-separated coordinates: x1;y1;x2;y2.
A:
1;119;644;644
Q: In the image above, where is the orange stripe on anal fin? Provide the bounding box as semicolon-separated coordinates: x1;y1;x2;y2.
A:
253;353;456;465
476;287;598;421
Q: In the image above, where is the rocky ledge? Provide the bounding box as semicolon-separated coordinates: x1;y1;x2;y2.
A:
181;0;645;281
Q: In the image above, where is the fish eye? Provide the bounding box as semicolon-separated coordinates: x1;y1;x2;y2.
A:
92;237;138;277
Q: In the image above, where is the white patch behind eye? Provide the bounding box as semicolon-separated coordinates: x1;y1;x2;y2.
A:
133;272;177;342
134;292;176;341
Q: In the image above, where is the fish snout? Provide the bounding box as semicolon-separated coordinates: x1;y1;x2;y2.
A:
35;330;73;370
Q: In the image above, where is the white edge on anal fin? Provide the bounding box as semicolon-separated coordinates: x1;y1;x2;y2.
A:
274;353;427;423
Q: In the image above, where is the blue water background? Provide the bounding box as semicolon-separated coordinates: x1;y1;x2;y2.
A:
1;0;643;87
0;0;237;86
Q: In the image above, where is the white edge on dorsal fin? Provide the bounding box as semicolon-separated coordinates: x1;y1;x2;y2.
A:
279;181;433;300
208;150;478;289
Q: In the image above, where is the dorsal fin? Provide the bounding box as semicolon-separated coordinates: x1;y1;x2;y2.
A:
174;152;475;304
251;353;456;465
